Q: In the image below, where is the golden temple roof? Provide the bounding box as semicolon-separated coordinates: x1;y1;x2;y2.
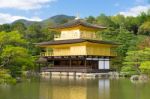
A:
36;39;118;46
49;19;106;30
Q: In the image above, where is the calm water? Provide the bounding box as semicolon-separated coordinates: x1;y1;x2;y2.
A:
0;77;150;99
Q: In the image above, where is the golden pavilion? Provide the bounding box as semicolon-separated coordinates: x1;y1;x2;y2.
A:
36;18;117;73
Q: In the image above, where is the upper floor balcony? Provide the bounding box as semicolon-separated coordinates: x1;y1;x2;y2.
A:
40;50;117;57
54;30;102;41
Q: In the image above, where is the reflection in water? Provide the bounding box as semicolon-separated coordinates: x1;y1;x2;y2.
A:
0;78;40;99
40;78;87;99
98;79;110;99
0;78;150;99
40;78;110;99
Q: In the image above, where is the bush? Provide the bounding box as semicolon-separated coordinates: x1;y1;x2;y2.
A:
140;61;150;75
0;69;16;84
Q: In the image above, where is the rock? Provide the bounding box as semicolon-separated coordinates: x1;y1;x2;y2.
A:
139;74;149;81
130;74;149;84
16;77;22;82
139;74;149;80
130;75;139;81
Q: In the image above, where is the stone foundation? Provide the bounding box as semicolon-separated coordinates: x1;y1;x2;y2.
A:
40;72;119;79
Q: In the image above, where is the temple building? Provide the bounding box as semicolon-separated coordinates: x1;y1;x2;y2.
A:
36;18;118;74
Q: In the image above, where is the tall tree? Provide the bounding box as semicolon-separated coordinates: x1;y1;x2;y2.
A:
1;46;34;77
96;14;115;27
0;24;11;32
138;21;150;35
122;48;150;74
116;29;137;56
125;16;140;34
0;31;26;52
11;22;26;34
0;31;34;77
111;14;125;28
86;16;96;23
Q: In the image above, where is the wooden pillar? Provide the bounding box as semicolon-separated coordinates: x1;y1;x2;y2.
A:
69;57;72;68
84;57;87;68
52;60;54;67
78;57;80;66
84;56;87;72
90;60;92;69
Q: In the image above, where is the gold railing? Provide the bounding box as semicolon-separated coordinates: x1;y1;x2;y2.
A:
40;52;71;56
40;52;54;56
40;51;117;57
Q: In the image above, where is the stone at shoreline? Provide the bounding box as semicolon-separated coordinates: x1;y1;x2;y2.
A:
130;74;149;83
16;77;22;82
130;75;139;81
139;74;149;81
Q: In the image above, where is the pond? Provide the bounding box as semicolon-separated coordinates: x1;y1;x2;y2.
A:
0;77;150;99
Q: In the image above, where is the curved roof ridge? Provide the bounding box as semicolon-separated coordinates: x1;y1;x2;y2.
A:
49;19;106;30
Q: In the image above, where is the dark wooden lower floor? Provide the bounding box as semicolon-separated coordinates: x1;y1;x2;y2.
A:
38;55;115;73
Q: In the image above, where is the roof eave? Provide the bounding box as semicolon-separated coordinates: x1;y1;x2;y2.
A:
49;25;107;31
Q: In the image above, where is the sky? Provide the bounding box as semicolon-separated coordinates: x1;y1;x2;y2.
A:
0;0;150;24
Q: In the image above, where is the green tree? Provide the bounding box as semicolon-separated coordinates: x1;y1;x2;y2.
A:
116;29;137;56
140;61;150;74
123;51;142;74
86;16;96;23
25;23;54;55
100;27;120;41
137;12;148;24
96;14;115;27
0;69;16;84
26;23;44;42
0;31;34;77
0;31;26;52
0;24;11;32
11;22;26;34
138;21;150;35
122;48;150;74
125;16;140;34
0;46;34;77
111;14;125;28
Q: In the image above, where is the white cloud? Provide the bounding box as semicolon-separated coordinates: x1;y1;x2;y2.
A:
0;13;42;24
135;0;145;3
119;5;150;17
0;0;56;10
135;0;147;5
